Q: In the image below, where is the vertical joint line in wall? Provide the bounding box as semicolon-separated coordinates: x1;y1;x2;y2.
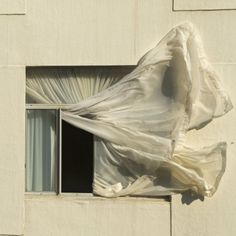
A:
7;19;9;64
134;0;139;59
170;195;173;236
172;0;175;12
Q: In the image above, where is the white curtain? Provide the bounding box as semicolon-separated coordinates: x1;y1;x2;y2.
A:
26;23;233;197
26;67;129;104
26;110;57;192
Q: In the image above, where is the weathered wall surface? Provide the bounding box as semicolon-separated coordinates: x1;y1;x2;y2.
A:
24;196;170;236
0;0;235;235
174;0;236;11
25;0;236;64
0;67;25;235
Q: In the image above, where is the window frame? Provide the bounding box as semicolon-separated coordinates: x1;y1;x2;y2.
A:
25;104;94;196
25;104;60;195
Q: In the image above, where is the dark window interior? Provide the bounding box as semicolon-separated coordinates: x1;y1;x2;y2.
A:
62;120;94;193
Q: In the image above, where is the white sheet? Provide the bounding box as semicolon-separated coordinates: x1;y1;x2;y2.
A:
26;23;233;197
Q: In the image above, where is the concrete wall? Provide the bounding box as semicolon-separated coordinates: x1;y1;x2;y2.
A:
0;67;25;235
24;196;170;236
174;0;236;11
0;0;235;235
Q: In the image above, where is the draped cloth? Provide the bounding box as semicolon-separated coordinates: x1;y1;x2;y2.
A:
26;110;57;192
26;23;233;197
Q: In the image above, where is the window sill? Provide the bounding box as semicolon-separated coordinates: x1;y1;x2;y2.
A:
25;193;170;203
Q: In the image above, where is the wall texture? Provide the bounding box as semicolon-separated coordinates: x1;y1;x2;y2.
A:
0;67;25;235
25;196;170;236
174;0;236;11
0;0;235;236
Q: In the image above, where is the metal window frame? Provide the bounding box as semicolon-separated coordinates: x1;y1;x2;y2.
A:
25;104;94;197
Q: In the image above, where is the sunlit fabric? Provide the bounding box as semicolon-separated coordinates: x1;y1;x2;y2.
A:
26;23;232;197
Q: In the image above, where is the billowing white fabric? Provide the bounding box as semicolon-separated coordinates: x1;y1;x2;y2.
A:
26;23;233;197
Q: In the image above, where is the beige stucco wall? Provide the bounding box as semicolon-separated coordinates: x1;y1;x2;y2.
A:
174;0;236;10
24;196;170;236
0;66;25;235
0;0;235;235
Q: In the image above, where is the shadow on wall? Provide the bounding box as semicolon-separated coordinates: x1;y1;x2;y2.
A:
181;190;205;205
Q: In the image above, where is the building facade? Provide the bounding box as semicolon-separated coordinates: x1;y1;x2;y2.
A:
0;1;235;235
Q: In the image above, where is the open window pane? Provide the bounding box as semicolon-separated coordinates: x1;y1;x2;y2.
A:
61;120;94;193
26;109;57;192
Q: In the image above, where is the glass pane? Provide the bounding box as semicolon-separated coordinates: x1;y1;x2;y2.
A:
26;109;57;192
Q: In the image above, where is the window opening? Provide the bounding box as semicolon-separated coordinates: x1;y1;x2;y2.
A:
61;120;94;193
25;66;135;194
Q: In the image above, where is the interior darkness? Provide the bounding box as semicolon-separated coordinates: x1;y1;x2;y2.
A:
62;120;94;193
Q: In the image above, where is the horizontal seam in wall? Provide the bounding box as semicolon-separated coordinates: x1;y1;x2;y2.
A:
212;63;236;65
0;13;25;15
172;0;236;12
173;9;236;12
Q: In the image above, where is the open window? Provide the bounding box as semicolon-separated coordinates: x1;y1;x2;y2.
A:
25;66;134;194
